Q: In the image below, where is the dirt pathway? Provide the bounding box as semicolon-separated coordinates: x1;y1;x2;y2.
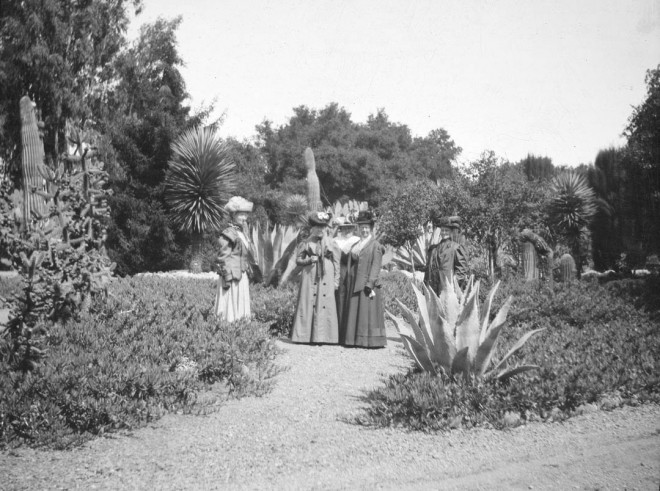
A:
1;323;659;490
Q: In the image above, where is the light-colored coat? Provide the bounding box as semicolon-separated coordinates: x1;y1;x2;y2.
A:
291;237;340;344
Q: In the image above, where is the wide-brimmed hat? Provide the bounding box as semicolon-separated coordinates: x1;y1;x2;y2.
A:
355;210;375;225
224;196;253;213
308;211;332;227
436;215;461;229
332;216;355;228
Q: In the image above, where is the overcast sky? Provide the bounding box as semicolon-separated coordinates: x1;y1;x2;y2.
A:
129;0;660;167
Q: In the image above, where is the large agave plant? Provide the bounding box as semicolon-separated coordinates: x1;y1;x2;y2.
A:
249;221;299;281
391;224;439;272
388;274;544;381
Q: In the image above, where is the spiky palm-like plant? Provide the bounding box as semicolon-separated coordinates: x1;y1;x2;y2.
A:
388;274;544;381
164;126;236;271
549;171;596;274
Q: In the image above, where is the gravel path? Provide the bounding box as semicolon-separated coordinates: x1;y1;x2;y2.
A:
1;322;659;490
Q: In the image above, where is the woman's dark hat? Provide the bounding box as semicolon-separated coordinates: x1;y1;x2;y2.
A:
355;210;375;225
436;215;461;229
308;211;332;227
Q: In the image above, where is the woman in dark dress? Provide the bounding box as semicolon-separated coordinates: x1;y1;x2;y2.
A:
340;211;387;348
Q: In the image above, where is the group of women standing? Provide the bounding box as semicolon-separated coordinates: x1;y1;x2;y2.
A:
214;197;387;349
290;210;387;348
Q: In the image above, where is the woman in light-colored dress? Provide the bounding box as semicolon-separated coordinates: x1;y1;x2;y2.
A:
214;196;253;322
291;211;340;344
340;210;387;348
332;216;359;343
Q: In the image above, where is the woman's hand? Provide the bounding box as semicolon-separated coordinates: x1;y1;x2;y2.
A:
308;255;319;263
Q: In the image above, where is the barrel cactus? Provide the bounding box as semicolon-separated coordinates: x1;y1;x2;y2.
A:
388;274;544;381
559;253;576;282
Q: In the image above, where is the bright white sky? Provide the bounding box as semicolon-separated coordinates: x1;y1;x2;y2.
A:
129;0;660;167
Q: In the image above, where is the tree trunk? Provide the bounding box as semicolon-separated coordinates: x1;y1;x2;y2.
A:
189;231;203;273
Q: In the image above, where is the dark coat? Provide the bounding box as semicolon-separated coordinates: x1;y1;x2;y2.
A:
291;237;340;344
424;237;469;295
341;237;387;347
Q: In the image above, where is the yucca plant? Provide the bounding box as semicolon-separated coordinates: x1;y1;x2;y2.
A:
549;171;596;275
164;126;236;271
387;274;544;381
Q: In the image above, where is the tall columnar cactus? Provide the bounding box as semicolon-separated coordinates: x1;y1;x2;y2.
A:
19;96;47;227
522;241;539;281
559;253;576;282
304;147;321;211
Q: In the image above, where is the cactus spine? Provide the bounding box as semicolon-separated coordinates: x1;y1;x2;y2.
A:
304;147;321;211
19;96;47;228
559;253;576;282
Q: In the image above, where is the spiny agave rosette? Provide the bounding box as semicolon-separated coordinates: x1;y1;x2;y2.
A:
387;274;544;381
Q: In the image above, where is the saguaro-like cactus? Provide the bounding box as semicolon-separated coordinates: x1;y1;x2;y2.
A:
522;241;539;281
304;147;321;211
19;96;47;226
559;253;576;282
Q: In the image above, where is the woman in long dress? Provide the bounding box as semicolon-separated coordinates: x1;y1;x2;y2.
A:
341;210;387;348
332;216;359;343
291;211;340;344
214;196;253;322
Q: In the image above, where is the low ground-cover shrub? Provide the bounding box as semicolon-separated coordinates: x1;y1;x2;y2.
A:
360;276;659;431
251;282;298;337
380;271;416;317
0;275;280;449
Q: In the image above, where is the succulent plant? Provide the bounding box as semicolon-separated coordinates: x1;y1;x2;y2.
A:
388;274;544;381
559;253;576;282
249;221;299;282
19;96;48;227
304;147;321;211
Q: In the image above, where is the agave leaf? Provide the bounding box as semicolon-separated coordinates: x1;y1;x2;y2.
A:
411;282;433;341
479;280;501;344
491;364;540;382
394;300;427;345
400;333;437;374
422;283;456;373
474;296;514;377
451;346;471;377
491;328;545;374
437;274;460;332
455;284;481;361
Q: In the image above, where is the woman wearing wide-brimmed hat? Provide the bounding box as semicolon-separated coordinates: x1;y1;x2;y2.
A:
214;196;254;322
340;210;387;348
291;211;341;344
332;216;359;334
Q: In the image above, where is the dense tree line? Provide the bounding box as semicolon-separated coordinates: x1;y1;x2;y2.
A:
1;3;657;275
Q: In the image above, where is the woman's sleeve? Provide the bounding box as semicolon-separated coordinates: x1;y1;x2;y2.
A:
330;242;341;288
366;243;384;289
296;245;310;266
218;235;234;282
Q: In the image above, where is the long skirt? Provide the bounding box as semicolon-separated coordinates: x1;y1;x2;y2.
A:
341;263;386;348
214;274;251;322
